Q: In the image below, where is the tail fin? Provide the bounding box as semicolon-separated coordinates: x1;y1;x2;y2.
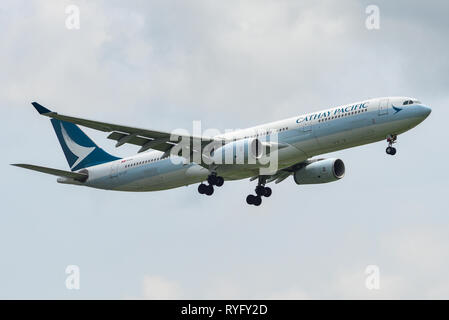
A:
33;102;120;171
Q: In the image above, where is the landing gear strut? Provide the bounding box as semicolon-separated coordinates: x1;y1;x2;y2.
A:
386;134;397;155
198;173;224;196
246;177;272;206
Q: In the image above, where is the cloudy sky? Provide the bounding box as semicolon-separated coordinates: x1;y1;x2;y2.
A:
1;0;448;299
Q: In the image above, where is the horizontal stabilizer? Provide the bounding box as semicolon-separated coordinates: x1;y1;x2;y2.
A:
11;164;88;182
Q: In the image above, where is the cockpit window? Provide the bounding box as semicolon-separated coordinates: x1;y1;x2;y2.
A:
403;100;419;105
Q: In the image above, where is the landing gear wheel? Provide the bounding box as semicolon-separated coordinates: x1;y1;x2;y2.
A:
255;185;265;196
198;183;207;194
207;175;217;185
247;176;271;206
386;134;398;156
386;146;397;155
263;187;272;197
205;185;214;196
207;174;224;186
215;176;224;187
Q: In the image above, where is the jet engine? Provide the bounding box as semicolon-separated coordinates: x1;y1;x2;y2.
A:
293;158;345;184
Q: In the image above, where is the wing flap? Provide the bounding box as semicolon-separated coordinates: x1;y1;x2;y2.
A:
106;131;172;152
107;132;155;147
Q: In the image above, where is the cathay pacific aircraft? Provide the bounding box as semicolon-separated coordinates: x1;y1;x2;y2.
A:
13;97;431;206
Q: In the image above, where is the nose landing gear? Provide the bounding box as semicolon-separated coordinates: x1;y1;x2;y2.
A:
386;134;397;155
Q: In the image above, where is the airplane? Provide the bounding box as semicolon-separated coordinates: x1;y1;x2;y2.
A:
12;97;431;206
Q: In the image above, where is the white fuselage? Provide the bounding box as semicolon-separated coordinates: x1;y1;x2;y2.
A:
68;97;430;191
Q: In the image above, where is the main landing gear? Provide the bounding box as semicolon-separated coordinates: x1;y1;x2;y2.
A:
246;177;272;206
386;134;397;156
198;173;224;196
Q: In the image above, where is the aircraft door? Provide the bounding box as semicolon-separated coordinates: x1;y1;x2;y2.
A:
378;98;389;116
110;162;119;178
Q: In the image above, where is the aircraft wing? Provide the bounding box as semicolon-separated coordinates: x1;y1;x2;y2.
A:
32;102;219;154
250;170;292;184
11;164;88;181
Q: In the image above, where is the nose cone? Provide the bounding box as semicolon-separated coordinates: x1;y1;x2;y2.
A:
420;105;432;118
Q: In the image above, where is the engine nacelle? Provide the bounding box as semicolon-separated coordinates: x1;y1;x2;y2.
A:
293;158;345;184
211;138;263;164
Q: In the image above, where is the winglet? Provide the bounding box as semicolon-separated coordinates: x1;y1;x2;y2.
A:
32;102;52;114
